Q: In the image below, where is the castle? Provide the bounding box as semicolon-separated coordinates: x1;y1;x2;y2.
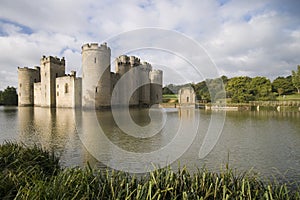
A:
17;42;163;108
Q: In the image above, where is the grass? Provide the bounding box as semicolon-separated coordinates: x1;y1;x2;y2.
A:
0;142;299;199
277;93;300;101
162;94;178;104
163;94;178;99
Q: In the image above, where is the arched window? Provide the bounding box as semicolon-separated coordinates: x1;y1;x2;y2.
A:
187;97;189;103
65;83;68;93
94;57;97;63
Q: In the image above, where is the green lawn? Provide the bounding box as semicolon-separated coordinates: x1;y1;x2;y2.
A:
163;94;178;99
277;93;300;101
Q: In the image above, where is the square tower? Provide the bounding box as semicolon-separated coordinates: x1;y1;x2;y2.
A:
40;56;65;107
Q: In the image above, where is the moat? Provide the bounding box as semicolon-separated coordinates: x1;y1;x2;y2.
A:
0;106;300;185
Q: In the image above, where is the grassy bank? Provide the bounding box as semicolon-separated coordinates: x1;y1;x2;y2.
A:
277;93;300;101
0;142;299;199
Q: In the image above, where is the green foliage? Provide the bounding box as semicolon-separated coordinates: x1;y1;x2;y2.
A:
272;76;296;95
163;84;191;95
292;65;300;93
192;81;210;101
249;76;275;101
0;142;60;199
0;91;3;105
162;87;174;95
225;76;275;103
226;76;254;103
0;86;18;106
164;73;299;103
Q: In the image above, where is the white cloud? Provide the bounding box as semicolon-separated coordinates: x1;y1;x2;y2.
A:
0;0;300;90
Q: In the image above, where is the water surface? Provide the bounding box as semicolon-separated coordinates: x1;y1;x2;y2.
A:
0;106;299;184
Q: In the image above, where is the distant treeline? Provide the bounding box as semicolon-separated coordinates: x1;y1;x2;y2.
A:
0;86;18;106
163;66;300;103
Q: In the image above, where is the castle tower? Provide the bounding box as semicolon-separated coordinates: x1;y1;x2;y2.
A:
115;55;130;76
139;62;152;105
82;43;111;108
40;56;65;107
115;55;140;106
17;66;40;106
149;70;163;105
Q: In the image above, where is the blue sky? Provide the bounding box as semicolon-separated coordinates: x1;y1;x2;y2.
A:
0;0;300;89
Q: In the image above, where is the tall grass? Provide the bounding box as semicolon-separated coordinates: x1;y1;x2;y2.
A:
0;141;60;199
0;142;299;199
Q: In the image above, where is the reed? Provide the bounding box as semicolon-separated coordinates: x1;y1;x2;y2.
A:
0;142;299;199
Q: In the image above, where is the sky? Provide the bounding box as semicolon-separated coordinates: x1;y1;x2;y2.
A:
0;0;300;90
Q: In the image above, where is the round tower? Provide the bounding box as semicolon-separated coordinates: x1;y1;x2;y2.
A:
18;67;40;106
139;62;152;105
115;55;130;76
149;70;163;105
115;55;140;106
82;42;111;108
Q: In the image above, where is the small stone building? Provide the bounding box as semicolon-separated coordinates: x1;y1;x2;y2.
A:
178;86;196;107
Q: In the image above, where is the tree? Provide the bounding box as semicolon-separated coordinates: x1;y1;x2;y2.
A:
272;76;296;95
0;91;3;105
249;77;274;101
226;76;253;103
1;86;18;106
162;87;174;95
292;65;300;93
192;81;208;101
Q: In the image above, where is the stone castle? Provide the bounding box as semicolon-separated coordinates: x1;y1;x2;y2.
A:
17;42;163;108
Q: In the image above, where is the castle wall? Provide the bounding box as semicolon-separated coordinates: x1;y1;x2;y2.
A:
40;56;65;107
115;55;131;106
34;82;42;106
74;77;82;108
56;76;75;108
18;67;40;106
82;43;111;108
139;62;152;105
110;72;120;105
55;71;81;108
129;56;140;106
150;70;163;105
115;55;141;106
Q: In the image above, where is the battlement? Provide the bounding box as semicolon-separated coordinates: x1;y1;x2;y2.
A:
116;55;142;66
116;55;130;64
129;56;140;66
140;61;152;71
81;42;110;51
18;66;40;72
41;56;65;65
150;69;163;74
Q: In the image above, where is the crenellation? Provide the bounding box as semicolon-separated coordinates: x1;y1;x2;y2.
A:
41;56;65;66
129;56;140;66
81;42;111;52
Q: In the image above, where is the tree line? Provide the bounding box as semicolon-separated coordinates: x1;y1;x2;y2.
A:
163;66;300;103
0;86;18;106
